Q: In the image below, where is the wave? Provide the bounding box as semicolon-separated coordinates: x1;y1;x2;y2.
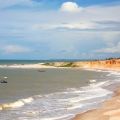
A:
0;81;113;120
0;97;33;110
40;114;75;120
107;71;120;77
0;70;120;120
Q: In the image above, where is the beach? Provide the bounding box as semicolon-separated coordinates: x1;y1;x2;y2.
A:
0;63;56;69
44;59;120;71
71;59;120;120
0;59;120;71
73;88;120;120
1;0;120;119
0;59;120;120
43;59;120;120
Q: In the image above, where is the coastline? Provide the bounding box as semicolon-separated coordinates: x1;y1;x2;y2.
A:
43;59;120;71
0;59;120;120
0;63;57;69
73;87;120;120
72;59;120;120
0;59;120;71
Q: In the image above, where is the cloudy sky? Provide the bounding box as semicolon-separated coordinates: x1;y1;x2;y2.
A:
0;0;120;60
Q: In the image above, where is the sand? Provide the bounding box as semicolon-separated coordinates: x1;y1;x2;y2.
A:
0;63;57;69
72;59;120;120
0;59;120;71
0;59;120;119
74;59;120;71
73;87;120;120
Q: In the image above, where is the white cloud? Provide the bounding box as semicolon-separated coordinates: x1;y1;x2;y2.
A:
94;42;120;53
32;21;120;31
32;22;96;30
0;1;120;59
1;45;31;54
102;32;120;46
60;2;83;12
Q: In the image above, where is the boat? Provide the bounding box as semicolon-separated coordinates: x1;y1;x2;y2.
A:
0;76;8;83
0;80;8;83
38;70;46;72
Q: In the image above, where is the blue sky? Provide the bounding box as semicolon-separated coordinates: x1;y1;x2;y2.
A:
0;0;120;60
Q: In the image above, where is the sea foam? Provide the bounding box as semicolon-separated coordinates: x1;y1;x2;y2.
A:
0;69;119;120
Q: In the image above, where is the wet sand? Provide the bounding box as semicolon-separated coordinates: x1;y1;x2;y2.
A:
71;59;120;120
72;59;120;120
73;86;120;120
0;59;120;120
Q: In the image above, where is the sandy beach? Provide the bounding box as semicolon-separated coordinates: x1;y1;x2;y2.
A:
0;63;57;69
73;88;120;120
46;59;120;71
0;59;120;120
0;59;120;71
72;59;120;120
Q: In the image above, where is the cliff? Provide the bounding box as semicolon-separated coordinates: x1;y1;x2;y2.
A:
44;59;120;71
74;59;120;71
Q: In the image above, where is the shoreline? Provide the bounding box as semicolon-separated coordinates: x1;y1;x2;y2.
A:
0;59;119;120
73;86;120;120
0;64;57;69
0;59;119;70
72;59;120;120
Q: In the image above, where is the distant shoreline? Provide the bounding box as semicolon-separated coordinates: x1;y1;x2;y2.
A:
43;58;120;71
0;59;119;71
0;59;119;119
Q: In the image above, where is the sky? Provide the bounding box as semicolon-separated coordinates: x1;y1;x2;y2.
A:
0;0;120;60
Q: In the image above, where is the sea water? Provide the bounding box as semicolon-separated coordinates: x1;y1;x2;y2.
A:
0;61;120;120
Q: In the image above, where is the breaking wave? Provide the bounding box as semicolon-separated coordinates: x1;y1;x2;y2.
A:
0;69;120;120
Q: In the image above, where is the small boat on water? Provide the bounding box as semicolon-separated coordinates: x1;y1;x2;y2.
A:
0;76;8;83
38;70;46;72
0;80;8;83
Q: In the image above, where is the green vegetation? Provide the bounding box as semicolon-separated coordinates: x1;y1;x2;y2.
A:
43;62;77;67
43;62;55;66
106;57;120;60
59;62;77;67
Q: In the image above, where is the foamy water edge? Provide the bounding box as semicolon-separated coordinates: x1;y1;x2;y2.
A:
0;68;120;120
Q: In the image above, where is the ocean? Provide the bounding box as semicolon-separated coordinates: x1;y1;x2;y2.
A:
0;59;85;65
0;60;120;120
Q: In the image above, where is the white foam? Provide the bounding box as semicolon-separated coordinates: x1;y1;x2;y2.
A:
40;114;75;120
0;106;3;110
0;70;117;120
0;84;113;120
21;97;34;103
67;104;83;110
1;97;34;110
89;79;96;83
107;71;120;77
2;101;24;109
89;81;110;87
59;87;112;103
